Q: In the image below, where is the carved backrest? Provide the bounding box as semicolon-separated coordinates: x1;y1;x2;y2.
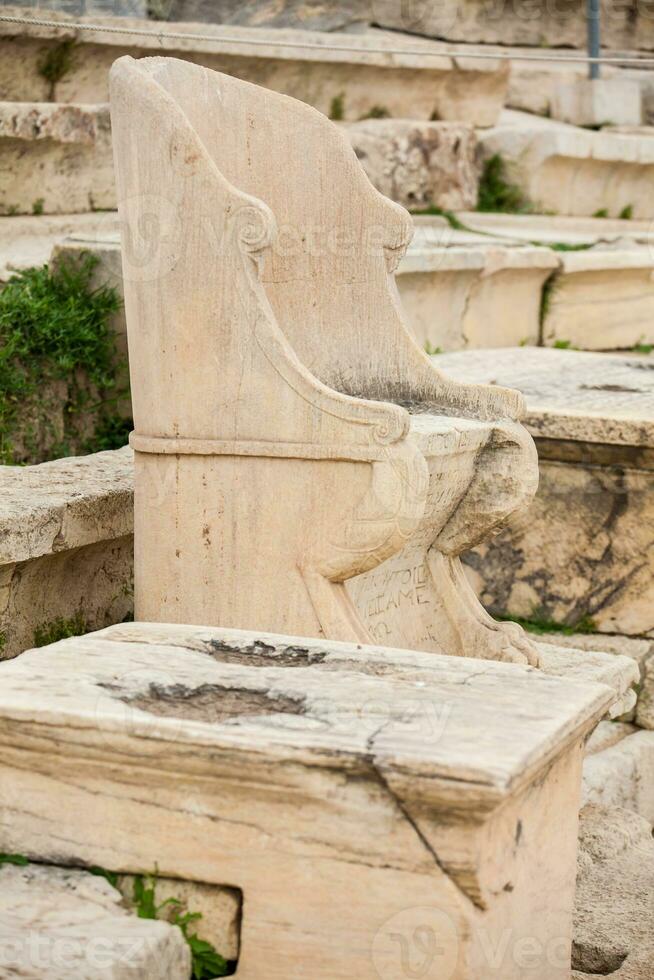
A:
111;56;523;426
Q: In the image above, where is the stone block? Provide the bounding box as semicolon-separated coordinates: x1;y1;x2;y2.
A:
0;212;121;284
0;621;614;978
397;242;557;350
0;6;508;125
343;119;478;211
0;447;133;660
574;805;654;978
478;110;654;219
543;247;654;351
0;864;190;978
438;347;654;638
582;730;654;822
551;77;642;128
373;0;654;52
0;102;114;215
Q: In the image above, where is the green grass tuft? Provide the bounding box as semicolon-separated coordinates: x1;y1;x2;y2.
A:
359;105;390;119
497;612;597;636
34;613;88;648
329;92;345;121
0;853;29;867
477;154;530;214
38;40;77;99
592;208;609;219
619;204;634;220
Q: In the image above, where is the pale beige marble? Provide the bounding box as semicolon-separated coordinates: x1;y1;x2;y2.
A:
0;448;133;659
0;864;191;979
0;6;508;125
110;55;541;668
574;805;654;979
439;348;654;638
478;110;654;219
0;621;614;979
0;102;114;215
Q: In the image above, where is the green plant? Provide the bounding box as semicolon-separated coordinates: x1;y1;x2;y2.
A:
32;198;44;216
498;612;597;636
619;204;634;220
424;341;442;355
89;866;120;888
34;613;88;648
477;154;530;214
132;874;229;978
633;341;653;354
6;205;18;216
539;241;594;252
38;40;76;99
0;853;29;867
359;105;390;119
553;338;575;349
329;92;345;121
539;273;559;328
87;413;132;452
0;254;124;464
592;208;609;218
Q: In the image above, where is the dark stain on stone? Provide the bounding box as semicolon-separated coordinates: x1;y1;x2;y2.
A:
578;384;643;393
110;681;307;723
204;638;324;668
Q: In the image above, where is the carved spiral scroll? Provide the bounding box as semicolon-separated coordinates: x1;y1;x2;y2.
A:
230;202;276;255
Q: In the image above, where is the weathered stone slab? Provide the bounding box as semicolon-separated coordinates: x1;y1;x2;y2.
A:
373;0;654;52
0;6;508;125
551;76;642;128
453;210;654;247
0;212;120;283
573;804;654;978
0;621;613;978
543;247;654;351
163;0;369;30
343;119;478;211
397;243;557;350
0;863;190;979
438;348;654;636
583;730;654;822
478;110;654;219
538;632;654;729
0;447;133;659
0;102;114;215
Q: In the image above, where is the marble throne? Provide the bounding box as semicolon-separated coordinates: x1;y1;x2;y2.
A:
110;55;539;665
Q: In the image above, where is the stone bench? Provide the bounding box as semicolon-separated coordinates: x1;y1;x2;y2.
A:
0;621;614;978
0;447;133;660
0;5;508;125
478;110;654;219
0;102;113;215
438;347;654;640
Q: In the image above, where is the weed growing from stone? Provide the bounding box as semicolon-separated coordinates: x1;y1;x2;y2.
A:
38;40;77;100
477;154;530;213
132;873;230;978
0;853;29;867
31;198;44;216
0;254;126;464
34;613;88;648
498;612;597;635
329;92;345;120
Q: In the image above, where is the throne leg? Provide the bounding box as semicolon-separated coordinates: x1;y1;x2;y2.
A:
346;420;541;666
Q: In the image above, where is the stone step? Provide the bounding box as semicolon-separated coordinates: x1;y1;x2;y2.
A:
0;102;113;215
477;109;654;219
0;211;119;279
438;347;654;638
0;863;191;978
451;211;654;246
0;6;508;125
0;108;481;215
45;225;654;357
